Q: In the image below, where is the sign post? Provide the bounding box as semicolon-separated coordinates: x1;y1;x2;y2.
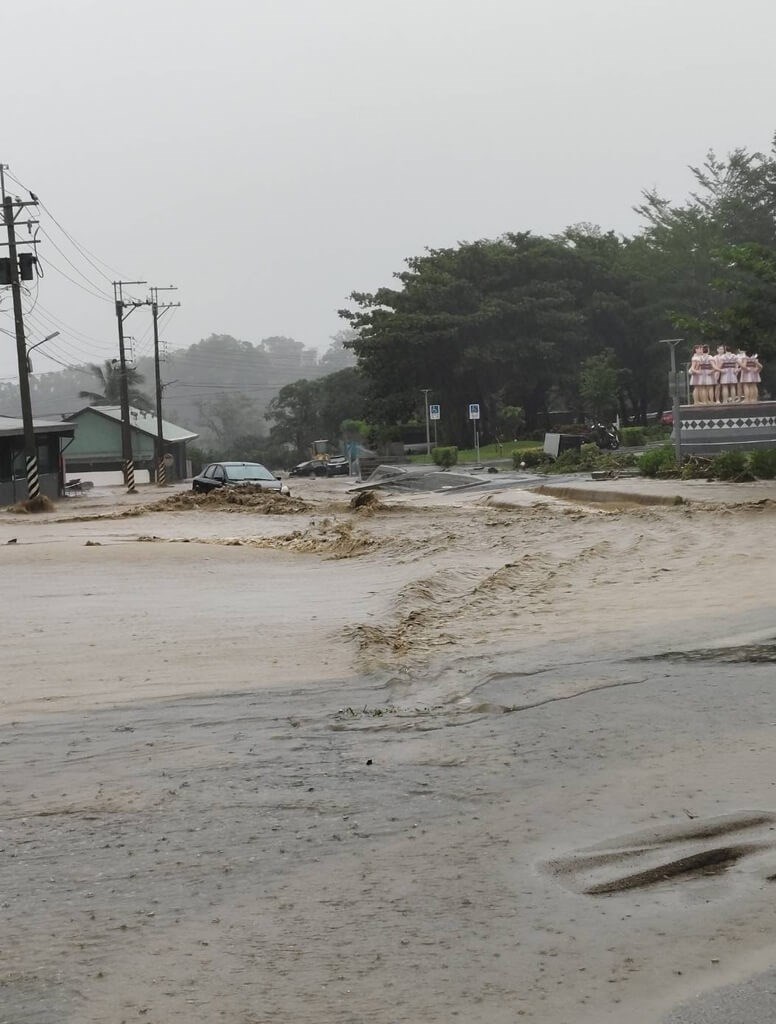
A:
468;403;480;464
429;403;440;449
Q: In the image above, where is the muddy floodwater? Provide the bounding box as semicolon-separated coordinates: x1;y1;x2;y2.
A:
3;477;776;1023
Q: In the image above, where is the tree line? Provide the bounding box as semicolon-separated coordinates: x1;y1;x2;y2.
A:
338;138;776;445
7;138;776;465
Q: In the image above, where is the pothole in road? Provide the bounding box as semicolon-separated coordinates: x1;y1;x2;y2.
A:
544;812;776;897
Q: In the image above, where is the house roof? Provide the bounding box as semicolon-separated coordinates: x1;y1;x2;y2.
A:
67;405;198;443
0;415;75;438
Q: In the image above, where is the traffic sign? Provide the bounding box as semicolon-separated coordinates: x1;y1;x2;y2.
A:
468;403;480;420
429;404;441;421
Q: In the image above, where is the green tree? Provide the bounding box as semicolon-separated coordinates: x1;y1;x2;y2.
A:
579;350;619;422
266;368;367;459
633;140;776;352
341;234;592;440
197;392;263;451
266;379;322;457
78;360;153;411
496;404;525;440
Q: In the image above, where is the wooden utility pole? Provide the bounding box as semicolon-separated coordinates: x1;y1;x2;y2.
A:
1;166;40;500
149;286;179;486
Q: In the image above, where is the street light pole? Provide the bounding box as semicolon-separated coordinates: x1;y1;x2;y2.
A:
659;338;684;465
421;388;431;456
26;331;60;372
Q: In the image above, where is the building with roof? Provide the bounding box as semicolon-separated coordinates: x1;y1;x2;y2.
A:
0;415;75;504
64;405;198;482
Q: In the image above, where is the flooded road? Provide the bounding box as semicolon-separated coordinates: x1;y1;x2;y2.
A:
3;480;776;1022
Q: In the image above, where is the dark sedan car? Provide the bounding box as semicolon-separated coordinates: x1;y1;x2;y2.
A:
192;462;290;495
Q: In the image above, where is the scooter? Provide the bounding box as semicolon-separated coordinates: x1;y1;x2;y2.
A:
588;423;620;450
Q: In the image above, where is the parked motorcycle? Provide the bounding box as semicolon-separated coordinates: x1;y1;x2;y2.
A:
587;423;620;450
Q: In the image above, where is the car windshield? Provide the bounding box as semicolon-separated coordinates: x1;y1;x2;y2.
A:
225;464;275;481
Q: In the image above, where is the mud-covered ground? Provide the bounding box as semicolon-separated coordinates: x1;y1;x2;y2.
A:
3;477;776;1023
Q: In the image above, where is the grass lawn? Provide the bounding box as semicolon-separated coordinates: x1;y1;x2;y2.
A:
408;440;542;465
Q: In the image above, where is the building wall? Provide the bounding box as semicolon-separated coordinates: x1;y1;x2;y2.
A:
0;473;59;505
66;410;156;462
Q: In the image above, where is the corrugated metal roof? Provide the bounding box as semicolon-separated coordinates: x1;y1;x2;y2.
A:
0;415;75;437
68;405;198;442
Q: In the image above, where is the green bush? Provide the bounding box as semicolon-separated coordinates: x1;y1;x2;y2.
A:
639;445;678;478
545;448;638;474
554;423;589;435
620;426;646;447
709;450;751;481
749;448;776;480
432;446;458;469
513;448;551;469
596;451;638;470
644;423;671;441
550;449;582;470
577;442;602;469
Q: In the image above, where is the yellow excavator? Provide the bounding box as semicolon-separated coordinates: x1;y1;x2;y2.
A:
289;440;349;477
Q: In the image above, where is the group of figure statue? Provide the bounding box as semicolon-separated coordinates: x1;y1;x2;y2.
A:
689;345;763;405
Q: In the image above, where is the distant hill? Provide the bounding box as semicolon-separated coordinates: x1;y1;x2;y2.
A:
0;331;356;444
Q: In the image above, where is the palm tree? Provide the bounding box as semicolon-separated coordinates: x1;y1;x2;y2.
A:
79;360;153;411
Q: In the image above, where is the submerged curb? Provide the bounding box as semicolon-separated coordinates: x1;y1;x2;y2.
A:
534;484;684;507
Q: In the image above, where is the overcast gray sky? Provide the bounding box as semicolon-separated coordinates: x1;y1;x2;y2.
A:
2;0;774;382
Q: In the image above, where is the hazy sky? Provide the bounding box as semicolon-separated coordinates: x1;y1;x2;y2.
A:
2;0;774;383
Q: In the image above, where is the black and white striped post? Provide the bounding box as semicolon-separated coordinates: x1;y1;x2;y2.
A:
156;456;167;487
26;453;41;500
3;188;42;505
113;281;148;495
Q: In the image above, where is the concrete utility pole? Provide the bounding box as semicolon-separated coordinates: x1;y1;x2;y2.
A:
1;167;41;500
113;281;149;493
149;286;180;486
659;338;684;466
421;389;431;456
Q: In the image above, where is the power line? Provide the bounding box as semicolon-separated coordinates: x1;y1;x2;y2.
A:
38;226;114;299
4;167;129;281
38;254;114;303
23;310;107;361
32;300;115;348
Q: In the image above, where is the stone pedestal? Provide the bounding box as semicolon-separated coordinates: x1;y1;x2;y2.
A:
679;401;776;454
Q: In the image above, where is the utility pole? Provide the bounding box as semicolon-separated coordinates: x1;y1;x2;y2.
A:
113;281;149;493
1;166;40;501
421;388;431;456
149;286;179;486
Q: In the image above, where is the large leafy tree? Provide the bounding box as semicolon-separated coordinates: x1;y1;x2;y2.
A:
341;234;595;438
197;391;263;450
340;231;673;436
78;360;153;411
265;368;367;459
634;140;776;358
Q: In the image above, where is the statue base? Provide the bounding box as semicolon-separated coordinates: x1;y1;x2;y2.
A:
679;400;776;454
